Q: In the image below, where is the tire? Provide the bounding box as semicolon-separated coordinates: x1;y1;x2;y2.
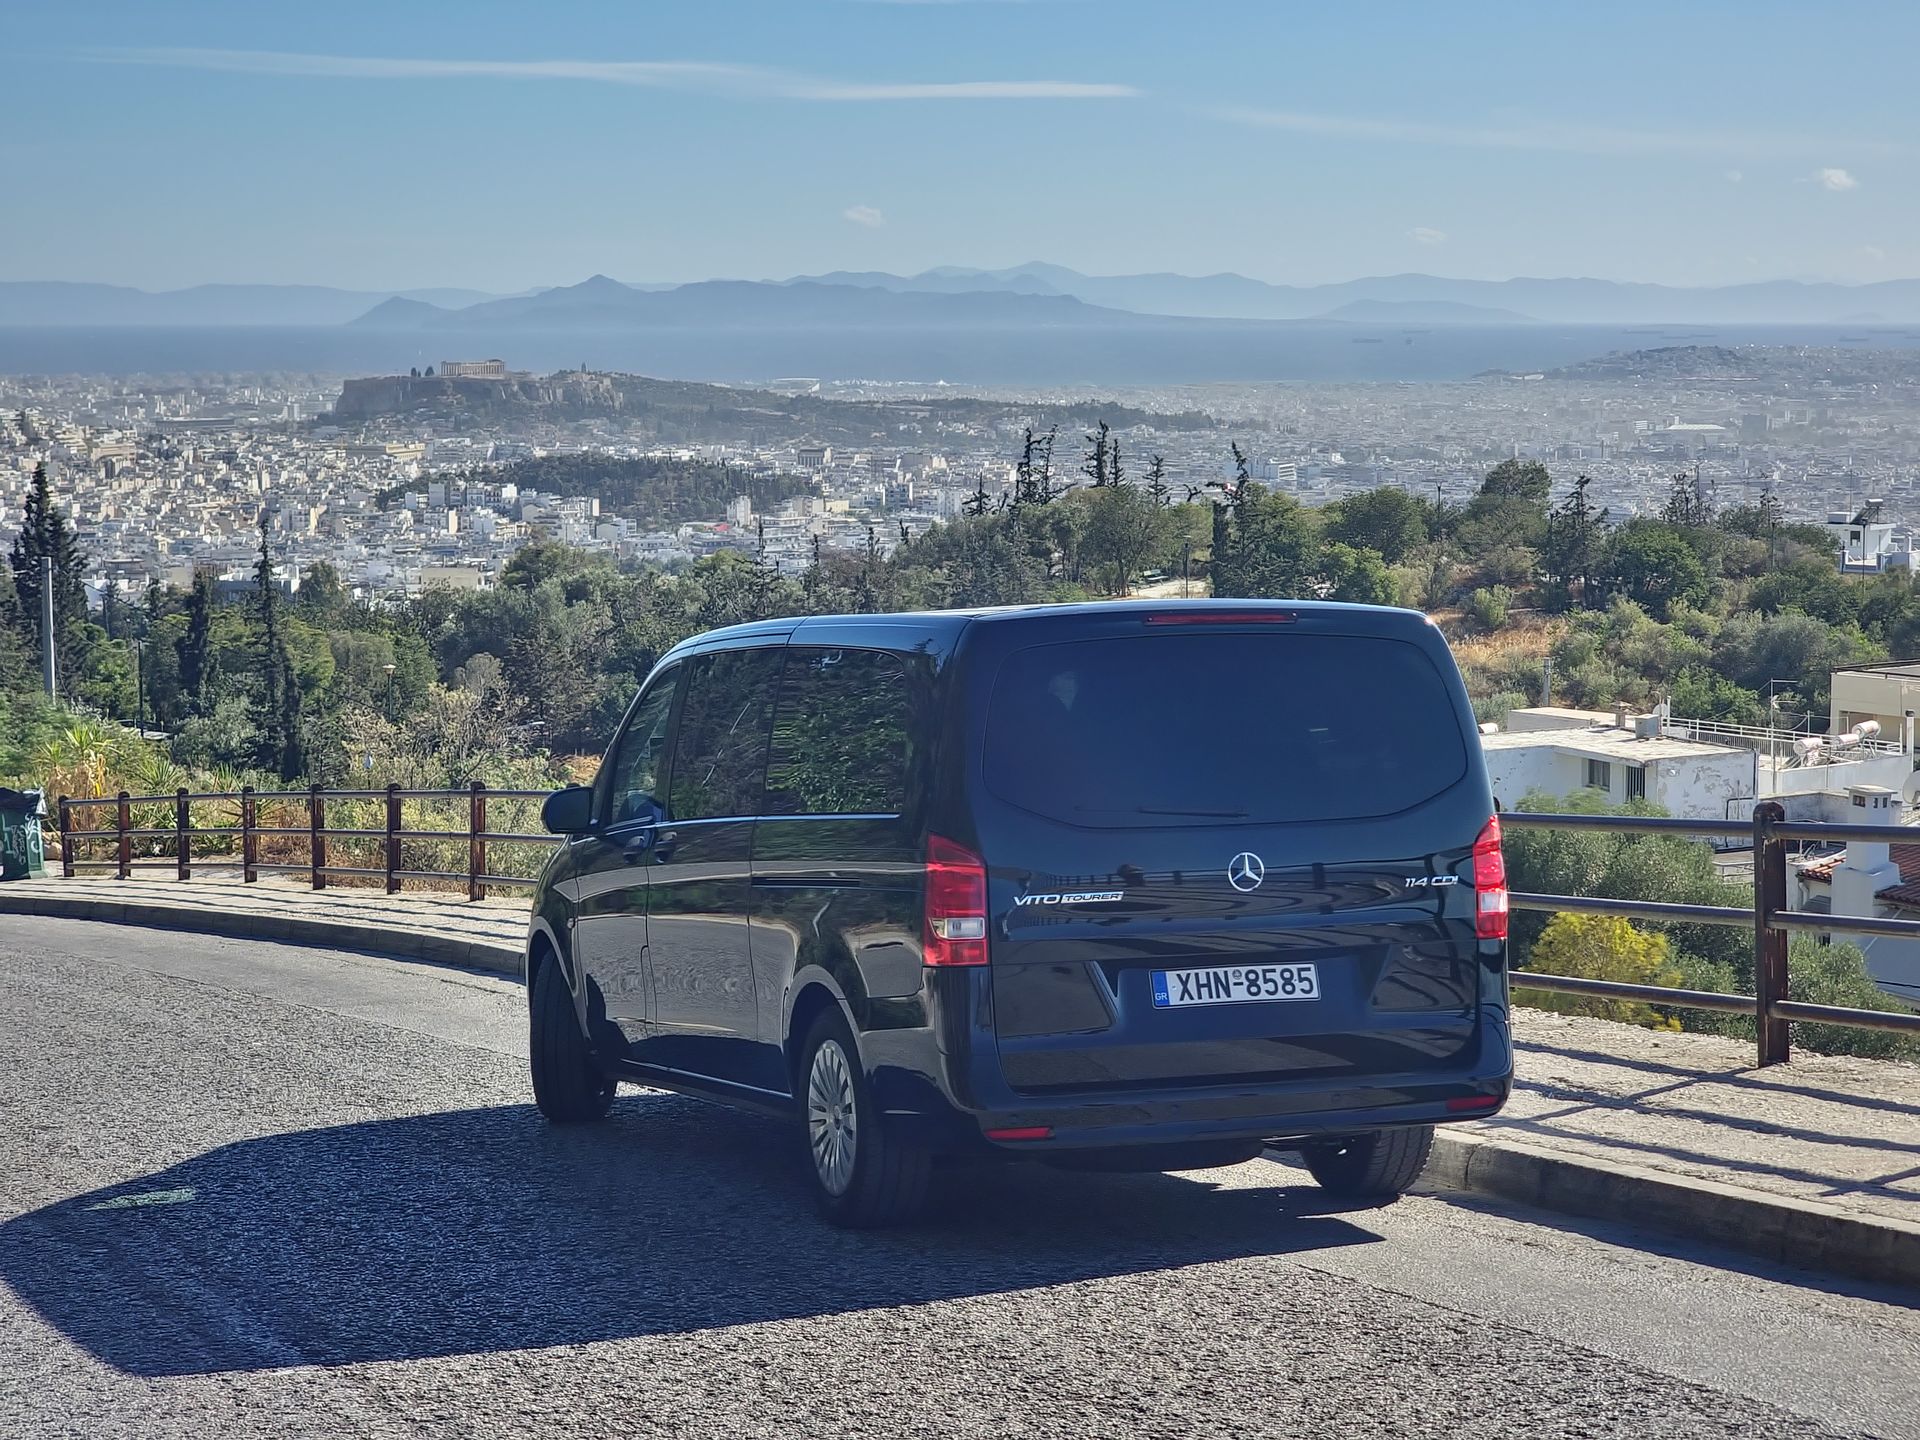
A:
1301;1125;1434;1199
798;1009;931;1228
530;955;616;1124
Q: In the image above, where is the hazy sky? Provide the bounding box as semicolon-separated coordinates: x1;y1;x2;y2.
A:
3;0;1913;292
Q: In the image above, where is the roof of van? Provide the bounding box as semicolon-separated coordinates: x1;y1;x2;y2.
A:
666;598;1432;655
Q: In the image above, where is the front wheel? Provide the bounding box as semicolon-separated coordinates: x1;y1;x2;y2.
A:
529;957;616;1124
1301;1125;1433;1199
799;1011;931;1228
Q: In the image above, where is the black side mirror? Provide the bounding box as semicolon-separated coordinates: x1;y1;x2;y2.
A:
542;784;596;836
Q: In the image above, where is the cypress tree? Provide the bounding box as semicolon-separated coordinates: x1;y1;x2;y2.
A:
253;515;303;779
9;462;89;684
180;567;217;717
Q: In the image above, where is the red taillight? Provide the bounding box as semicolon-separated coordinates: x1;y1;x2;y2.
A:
924;834;988;967
1446;1094;1503;1114
984;1126;1053;1142
1144;610;1296;626
1473;816;1508;941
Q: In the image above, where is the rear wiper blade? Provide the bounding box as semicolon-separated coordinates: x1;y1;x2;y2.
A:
1134;805;1249;818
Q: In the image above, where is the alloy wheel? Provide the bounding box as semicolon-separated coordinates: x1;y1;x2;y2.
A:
806;1039;858;1196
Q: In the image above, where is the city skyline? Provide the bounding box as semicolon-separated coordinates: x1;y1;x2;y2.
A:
2;0;1913;292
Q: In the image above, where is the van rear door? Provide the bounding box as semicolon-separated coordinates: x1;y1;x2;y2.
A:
961;608;1498;1097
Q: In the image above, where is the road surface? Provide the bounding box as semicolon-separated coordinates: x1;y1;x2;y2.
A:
1;915;1914;1439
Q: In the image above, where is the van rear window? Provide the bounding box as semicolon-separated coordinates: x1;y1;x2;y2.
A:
983;633;1468;827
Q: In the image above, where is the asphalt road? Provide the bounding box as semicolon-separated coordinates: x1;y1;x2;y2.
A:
1;914;1915;1440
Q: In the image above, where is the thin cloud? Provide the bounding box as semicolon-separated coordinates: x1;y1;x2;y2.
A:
1216;106;1890;158
843;205;886;228
1725;169;1743;183
1811;166;1859;191
1408;226;1447;246
90;48;1138;101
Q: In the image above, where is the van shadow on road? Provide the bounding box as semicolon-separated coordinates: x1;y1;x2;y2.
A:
2;1094;1383;1377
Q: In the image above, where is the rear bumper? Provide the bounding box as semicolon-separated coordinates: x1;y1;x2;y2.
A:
873;1009;1513;1154
959;1071;1511;1152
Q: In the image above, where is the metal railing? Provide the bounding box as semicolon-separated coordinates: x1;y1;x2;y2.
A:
1506;801;1920;1066
44;790;1920;1066
55;784;559;900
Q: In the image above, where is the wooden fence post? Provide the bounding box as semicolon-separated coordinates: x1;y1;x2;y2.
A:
309;784;327;891
385;783;402;894
175;788;191;882
469;780;487;903
58;796;73;879
116;791;131;880
1751;800;1791;1067
241;785;258;884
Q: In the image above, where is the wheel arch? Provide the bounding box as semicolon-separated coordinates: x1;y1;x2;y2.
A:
784;975;856;1089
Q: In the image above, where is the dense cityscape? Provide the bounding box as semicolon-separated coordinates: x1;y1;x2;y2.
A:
7;342;1920;602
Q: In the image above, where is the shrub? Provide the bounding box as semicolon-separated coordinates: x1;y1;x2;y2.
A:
1517;913;1682;1030
1466;585;1512;631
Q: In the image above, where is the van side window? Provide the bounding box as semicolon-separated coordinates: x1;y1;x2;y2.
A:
604;666;679;826
665;649;782;821
765;647;920;817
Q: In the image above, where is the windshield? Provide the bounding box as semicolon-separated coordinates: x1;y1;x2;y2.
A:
983;633;1467;827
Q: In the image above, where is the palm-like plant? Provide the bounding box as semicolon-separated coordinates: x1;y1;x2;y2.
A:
34;720;124;806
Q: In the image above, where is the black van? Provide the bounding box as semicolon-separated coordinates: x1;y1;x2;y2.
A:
528;600;1511;1226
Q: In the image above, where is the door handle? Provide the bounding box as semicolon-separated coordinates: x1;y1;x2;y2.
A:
622;828;677;864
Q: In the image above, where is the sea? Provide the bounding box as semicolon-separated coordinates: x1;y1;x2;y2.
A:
3;323;1918;384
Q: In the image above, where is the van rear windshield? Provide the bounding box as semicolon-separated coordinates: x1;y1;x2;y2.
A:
982;632;1468;827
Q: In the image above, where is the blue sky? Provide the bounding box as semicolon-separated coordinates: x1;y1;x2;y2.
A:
2;0;1913;292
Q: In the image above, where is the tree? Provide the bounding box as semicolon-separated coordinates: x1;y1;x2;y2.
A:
1012;426;1065;509
1210;486;1320;599
1540;474;1606;610
252;516;303;778
1453;460;1551;575
1081;420;1112;488
1477;459;1553;504
294;560;351;627
1604;520;1710;619
8;463;89;686
1323;487;1429;564
1143;455;1171;509
1661;467;1714;529
1080;485;1163;596
179;567;217;718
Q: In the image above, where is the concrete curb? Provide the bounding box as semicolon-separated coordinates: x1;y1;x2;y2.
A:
4;891;1915;1289
1426;1128;1920;1291
0;889;524;979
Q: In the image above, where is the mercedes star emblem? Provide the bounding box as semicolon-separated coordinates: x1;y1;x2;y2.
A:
1227;852;1266;892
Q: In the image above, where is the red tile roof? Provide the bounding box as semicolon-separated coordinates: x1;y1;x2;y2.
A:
1797;841;1920;907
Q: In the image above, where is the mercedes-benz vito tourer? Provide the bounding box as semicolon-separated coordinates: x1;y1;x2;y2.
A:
528;600;1511;1226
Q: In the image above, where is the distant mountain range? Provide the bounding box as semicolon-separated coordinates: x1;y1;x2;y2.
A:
0;281;503;327
12;267;1920;330
774;265;1920;326
347;274;1156;332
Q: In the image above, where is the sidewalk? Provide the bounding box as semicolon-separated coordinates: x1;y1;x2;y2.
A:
2;874;1915;1286
0;874;526;975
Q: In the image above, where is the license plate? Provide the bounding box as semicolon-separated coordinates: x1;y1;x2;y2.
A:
1151;963;1319;1008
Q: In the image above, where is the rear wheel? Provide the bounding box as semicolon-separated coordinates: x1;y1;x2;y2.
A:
1301;1125;1433;1199
530;956;616;1124
799;1010;931;1227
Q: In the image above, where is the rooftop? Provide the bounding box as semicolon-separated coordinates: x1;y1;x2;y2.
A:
1480;725;1747;763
